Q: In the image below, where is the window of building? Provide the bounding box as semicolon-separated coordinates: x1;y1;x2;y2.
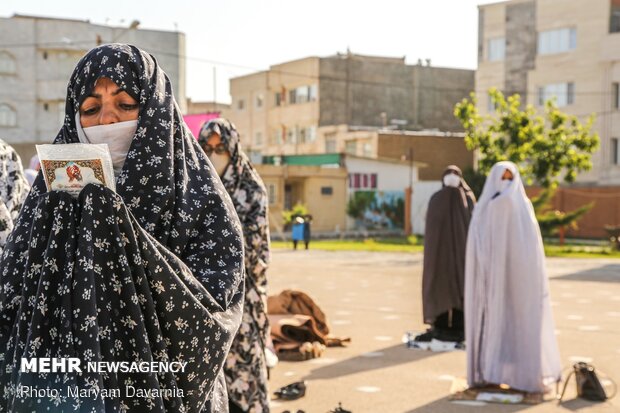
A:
295;86;309;104
267;183;277;205
298;126;317;144
0;51;16;74
345;140;357;155
255;131;263;146
0;104;17;127
309;85;318;101
255;94;263;108
487;37;505;61
538;82;574;107
272;129;284;145
538;28;576;55
611;0;620;33
285;85;318;105
614;82;620;109
320;186;333;195
307;126;316;142
237;99;245;110
613;138;620;165
286;127;297;144
362;142;372;157
349;173;377;189
487;95;497;112
275;92;282;107
325;137;337;153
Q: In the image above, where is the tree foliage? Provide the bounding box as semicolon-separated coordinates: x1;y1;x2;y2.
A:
454;88;599;189
282;203;309;225
454;89;599;235
531;188;593;236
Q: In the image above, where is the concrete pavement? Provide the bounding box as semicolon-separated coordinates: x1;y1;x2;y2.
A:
266;249;620;413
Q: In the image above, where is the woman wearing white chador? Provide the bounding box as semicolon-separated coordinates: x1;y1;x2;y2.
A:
465;161;561;393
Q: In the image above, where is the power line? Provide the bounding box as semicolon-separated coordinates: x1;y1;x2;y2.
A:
0;41;619;138
3;40;620;97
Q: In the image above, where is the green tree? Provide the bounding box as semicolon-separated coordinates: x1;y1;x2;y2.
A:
282;203;309;226
346;191;375;220
454;88;600;234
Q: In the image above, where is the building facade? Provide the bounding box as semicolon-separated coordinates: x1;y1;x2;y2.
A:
227;52;474;159
255;163;349;235
258;153;422;233
477;0;620;185
0;14;186;162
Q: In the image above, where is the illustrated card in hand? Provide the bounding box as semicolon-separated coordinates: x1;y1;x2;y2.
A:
36;143;115;197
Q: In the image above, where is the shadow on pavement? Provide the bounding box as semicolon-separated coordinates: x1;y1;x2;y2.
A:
302;343;445;381
556;398;617;411
403;396;540;412
403;396;612;412
553;264;620;283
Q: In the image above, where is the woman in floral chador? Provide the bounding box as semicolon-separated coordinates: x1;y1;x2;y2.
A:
0;44;244;412
199;119;271;413
0;139;29;252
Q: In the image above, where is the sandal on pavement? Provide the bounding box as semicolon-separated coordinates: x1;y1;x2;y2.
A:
273;381;307;401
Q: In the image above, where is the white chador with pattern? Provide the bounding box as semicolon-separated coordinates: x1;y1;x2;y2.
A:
465;161;562;393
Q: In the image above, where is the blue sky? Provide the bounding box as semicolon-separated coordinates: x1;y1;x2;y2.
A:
0;0;500;103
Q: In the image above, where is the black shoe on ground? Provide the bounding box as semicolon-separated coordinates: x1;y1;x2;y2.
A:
413;329;435;342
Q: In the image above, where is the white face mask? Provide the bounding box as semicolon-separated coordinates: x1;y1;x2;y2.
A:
443;173;461;188
209;153;231;176
499;179;512;193
79;119;138;176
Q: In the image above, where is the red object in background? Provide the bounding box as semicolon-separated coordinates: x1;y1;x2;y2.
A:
370;173;377;189
183;112;220;139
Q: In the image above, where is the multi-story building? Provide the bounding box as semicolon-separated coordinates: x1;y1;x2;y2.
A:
186;99;231;116
0;14;186;161
477;0;620;185
227;52;474;160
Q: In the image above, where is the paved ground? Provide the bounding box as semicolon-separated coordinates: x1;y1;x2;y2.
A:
266;249;620;413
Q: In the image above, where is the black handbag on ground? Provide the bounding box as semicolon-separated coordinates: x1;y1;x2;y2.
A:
557;362;617;403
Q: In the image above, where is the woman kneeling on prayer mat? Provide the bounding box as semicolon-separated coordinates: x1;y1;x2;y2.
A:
0;44;244;413
464;161;561;395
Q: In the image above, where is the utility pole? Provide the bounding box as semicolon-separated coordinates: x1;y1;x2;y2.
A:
405;147;414;236
213;67;217;112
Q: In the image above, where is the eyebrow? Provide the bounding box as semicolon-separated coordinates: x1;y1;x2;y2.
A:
88;88;124;98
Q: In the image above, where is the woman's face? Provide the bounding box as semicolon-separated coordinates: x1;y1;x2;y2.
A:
202;132;231;157
501;169;514;181
79;77;139;128
208;132;222;146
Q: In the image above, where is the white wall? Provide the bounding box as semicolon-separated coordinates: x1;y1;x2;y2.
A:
345;157;418;191
412;181;442;235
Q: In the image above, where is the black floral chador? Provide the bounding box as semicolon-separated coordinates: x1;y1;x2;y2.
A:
199;119;270;412
0;139;29;252
0;44;244;413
